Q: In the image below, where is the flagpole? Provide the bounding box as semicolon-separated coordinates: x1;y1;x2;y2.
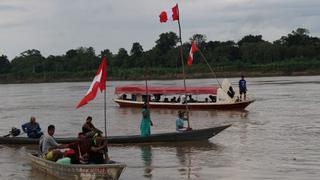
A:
176;3;190;129
103;56;108;162
104;83;107;136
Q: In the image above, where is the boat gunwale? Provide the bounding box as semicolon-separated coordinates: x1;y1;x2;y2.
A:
114;98;255;105
27;153;126;169
0;124;231;144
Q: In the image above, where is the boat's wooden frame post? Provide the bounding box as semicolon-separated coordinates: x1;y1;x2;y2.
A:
144;64;149;107
103;56;108;161
176;3;191;129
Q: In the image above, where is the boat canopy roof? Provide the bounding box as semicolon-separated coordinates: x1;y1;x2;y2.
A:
115;85;218;95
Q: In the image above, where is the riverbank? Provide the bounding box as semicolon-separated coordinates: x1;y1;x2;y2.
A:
0;70;319;84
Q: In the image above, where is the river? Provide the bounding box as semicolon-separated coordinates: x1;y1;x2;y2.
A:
0;75;319;180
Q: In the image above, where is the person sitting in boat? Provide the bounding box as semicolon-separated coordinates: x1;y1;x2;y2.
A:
177;96;181;103
82;116;102;138
170;97;177;103
209;95;216;102
88;132;109;164
188;95;195;103
154;94;161;102
68;132;92;164
140;104;153;137
21;116;43;138
39;124;69;161
176;111;188;132
121;94;127;100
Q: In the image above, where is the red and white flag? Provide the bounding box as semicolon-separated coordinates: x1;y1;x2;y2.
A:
187;41;198;66
76;57;107;109
159;4;179;23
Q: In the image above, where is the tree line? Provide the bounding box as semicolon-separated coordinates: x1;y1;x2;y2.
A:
1;27;320;82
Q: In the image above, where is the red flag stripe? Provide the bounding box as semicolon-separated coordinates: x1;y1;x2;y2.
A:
159;4;179;23
76;57;107;109
187;42;198;66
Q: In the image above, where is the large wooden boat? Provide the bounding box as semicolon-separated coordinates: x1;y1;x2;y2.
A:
27;153;126;180
0;124;231;145
114;79;254;110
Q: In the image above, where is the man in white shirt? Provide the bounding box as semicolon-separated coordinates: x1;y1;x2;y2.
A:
39;125;68;160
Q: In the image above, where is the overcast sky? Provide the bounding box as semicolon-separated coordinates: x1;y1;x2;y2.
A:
1;0;320;59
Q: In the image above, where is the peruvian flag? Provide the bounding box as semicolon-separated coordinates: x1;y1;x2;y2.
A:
159;4;179;23
76;57;107;108
187;41;198;66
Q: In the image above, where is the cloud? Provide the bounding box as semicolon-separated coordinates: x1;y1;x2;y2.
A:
1;0;320;59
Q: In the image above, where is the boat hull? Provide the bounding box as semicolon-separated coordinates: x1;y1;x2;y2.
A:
27;153;126;180
114;99;254;110
0;125;231;145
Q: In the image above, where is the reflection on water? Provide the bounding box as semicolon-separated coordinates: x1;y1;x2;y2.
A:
1;76;320;179
135;142;221;179
141;146;153;178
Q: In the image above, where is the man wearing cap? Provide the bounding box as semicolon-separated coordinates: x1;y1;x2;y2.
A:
176;111;188;132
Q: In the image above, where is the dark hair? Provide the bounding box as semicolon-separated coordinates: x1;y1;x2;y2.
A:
86;116;92;121
178;111;185;117
142;104;147;109
48;125;55;131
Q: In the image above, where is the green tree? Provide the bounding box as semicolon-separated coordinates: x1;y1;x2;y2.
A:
11;49;45;73
189;34;207;50
238;35;264;46
155;32;179;54
130;42;144;57
64;47;98;72
0;55;11;74
114;48;129;67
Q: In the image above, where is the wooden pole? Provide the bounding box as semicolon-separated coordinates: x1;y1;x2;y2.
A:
176;4;190;129
103;56;108;162
144;65;149;106
104;84;107;136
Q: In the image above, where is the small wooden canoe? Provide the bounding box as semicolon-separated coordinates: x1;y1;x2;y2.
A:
0;124;231;145
27;153;126;180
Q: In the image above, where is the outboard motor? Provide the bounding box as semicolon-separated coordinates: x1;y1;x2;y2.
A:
10;127;21;137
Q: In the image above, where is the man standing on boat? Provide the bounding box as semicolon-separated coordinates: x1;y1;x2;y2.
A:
239;75;247;101
140;104;153;137
21;116;43;138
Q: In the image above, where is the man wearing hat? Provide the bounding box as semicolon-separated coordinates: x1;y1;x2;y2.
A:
176;111;188;132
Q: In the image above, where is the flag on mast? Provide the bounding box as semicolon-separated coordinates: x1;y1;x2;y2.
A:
187;41;198;66
76;57;107;108
159;4;179;23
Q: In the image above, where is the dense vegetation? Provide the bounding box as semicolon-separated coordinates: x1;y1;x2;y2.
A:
1;28;320;83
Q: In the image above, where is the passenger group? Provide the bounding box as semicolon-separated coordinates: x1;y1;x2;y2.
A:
38;116;110;165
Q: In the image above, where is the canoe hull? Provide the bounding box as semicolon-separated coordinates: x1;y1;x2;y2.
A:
27;153;126;180
0;125;231;145
114;99;254;110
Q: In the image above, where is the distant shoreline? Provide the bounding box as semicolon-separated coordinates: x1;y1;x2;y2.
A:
0;70;319;84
